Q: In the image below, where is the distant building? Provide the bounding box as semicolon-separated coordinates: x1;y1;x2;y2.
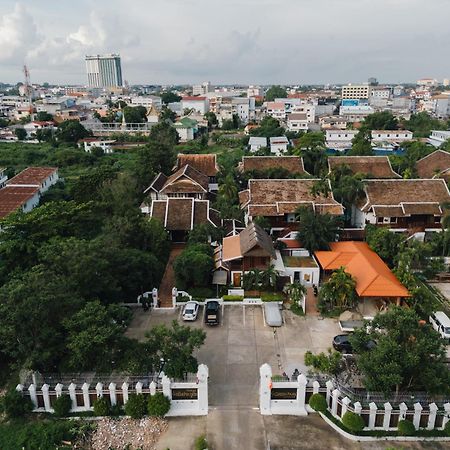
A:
192;82;211;96
85;54;123;88
417;78;438;88
325;129;357;150
269;136;289;155
370;130;413;144
286;113;308;132
181;97;209;115
428;130;450;148
341;84;371;100
248;137;267;153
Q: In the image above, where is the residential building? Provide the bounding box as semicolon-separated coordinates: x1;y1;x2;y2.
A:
239;179;344;230
248;137;267;153
370;87;391;100
286;113;308;132
415;150;450;180
192;82;211;96
173;117;198;142
339;104;374;122
78;138;116;154
231;97;256;124
341;84;371;100
181;97;209;115
319;116;348;130
130;96;162;109
417;78;438;88
393;85;405;97
328;156;400;178
432;95;450;119
352;179;450;234
239;156;309;176
266;102;286;120
23;120;55;138
269;136;289;155
85;54;123;88
315;241;410;315
370;130;413;144
247;86;263;97
427;130;450;147
325;129;357;150
290;104;315;123
174;154;219;191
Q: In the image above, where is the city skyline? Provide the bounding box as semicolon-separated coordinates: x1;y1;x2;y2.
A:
0;0;450;85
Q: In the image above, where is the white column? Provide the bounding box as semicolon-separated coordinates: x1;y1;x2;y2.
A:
42;384;52;412
427;402;438;430
28;384;38;409
368;402;377;429
259;364;272;415
152;288;158;308
16;384;24;393
96;382;103;398
149;381;156;396
399;402;408;421
312;380;320;395
325;380;334;409
162;374;171;400
197;364;209;415
354;402;362;416
383;402;392;431
135;381;143;395
172;287;178;308
68;383;77;411
331;389;340;417
109;383;117;406
297;374;307;414
413;402;423;430
443;403;450;429
55;383;63;398
341;397;351;418
82;383;90;410
122;382;129;404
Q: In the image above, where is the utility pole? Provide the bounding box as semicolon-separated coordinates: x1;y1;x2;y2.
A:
23;65;34;121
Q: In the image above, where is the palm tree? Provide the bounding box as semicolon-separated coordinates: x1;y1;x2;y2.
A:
243;268;264;291
440;201;450;229
320;267;357;310
296;206;342;254
262;265;278;291
283;282;307;305
219;173;238;203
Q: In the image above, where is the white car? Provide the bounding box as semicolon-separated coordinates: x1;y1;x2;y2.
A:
429;311;450;343
182;301;200;321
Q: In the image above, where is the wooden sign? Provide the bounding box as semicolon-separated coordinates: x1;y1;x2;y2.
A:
271;388;297;400
171;388;198;400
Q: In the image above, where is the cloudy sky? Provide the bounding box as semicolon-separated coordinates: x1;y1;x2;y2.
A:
1;0;450;86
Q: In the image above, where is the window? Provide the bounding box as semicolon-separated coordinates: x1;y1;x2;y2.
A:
434;216;441;224
377;217;384;224
390;217;397;224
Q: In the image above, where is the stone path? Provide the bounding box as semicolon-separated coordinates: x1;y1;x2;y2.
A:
158;244;185;307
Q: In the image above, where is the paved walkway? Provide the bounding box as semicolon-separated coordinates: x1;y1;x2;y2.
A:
305;286;320;315
158;244;185;307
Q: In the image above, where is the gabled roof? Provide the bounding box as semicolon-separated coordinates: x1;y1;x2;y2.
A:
416;150;450;179
222;222;275;261
241;156;309;175
288;113;307;121
241;179;344;217
160;165;209;194
7;167;58;186
0;186;40;219
328;156;401;178
360;179;450;216
315;241;410;298
175;154;219;177
143;173;168;194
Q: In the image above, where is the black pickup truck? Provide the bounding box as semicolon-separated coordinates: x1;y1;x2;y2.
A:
204;301;220;326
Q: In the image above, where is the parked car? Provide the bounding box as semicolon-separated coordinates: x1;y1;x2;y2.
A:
429;311;450;343
182;301;200;321
204;300;220;326
264;302;283;327
332;334;376;354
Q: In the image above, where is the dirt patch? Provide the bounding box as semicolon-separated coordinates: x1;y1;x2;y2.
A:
91;417;168;450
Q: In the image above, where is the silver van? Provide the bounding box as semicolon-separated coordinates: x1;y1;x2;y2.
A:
429;311;450;343
264;302;283;327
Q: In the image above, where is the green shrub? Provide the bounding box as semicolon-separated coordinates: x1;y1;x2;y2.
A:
110;404;123;416
290;302;304;316
341;411;365;433
271;375;284;381
308;393;327;413
397;419;416;436
195;434;208;450
53;394;72;417
444;420;450;437
1;389;33;418
261;293;284;302
147;392;170;417
222;295;243;301
93;397;110;416
125;394;147;419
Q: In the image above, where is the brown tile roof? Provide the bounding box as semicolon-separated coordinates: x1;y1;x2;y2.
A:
243;179;344;216
175;154;219;177
416;150;450;179
0;186;40;218
241;156;309;175
150;198;219;231
144;173;168;194
328;156;400;178
288;113;307;121
361;179;450;216
160;165;208;194
7;167;58;186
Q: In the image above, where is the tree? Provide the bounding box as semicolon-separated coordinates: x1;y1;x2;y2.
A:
261;265;278;291
363;111;398;130
160;91;182;104
403;112;447;138
149;121;179;147
329;165;365;213
56;120;90;143
283;282;307;305
173;243;214;289
188;223;223;245
250;116;284;138
35;111;53;121
293;132;327;175
144;321;206;378
265;85;287;101
14;127;27;140
365;225;404;267
350;307;450;394
123;106;147;123
63;301;130;371
347;134;373;156
204;112;218;129
242;268;264;291
296;206;342;254
35;128;53;142
305;350;343;376
318;267;357;311
160;105;176;122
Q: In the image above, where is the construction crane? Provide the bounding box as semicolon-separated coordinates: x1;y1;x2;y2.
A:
23;64;34;121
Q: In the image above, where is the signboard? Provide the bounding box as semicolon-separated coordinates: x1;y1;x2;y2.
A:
171;388;198;400
270;388;297;400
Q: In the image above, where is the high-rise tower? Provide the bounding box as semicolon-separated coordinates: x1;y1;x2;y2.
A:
85;54;123;88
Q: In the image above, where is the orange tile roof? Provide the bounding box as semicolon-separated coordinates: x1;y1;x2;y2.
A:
222;234;242;261
315;241;410;298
